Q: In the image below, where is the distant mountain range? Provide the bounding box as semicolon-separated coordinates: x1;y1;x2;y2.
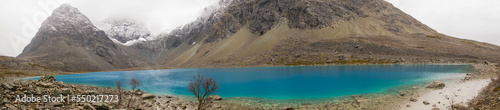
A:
16;4;148;72
4;0;500;72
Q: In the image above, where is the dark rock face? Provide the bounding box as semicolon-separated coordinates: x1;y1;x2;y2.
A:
151;0;435;46
17;4;145;72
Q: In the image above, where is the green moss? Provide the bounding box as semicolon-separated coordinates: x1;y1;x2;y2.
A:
426;35;442;39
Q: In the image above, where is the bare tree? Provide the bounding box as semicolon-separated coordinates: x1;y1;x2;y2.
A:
127;78;141;109
115;80;122;109
187;74;219;110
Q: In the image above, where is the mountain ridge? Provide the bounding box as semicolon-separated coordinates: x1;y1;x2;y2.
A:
16;4;147;72
131;0;500;68
11;0;500;72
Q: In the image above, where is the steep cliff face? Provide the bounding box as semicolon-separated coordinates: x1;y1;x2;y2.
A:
17;4;147;72
135;0;500;68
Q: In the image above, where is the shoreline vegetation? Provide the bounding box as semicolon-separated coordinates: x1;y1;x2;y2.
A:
0;63;498;109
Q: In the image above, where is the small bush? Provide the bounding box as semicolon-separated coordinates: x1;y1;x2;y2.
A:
187;74;219;110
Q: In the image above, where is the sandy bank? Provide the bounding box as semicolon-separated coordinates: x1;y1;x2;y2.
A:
402;78;491;110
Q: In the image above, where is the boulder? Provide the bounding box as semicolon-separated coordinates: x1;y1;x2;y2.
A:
484;60;490;65
135;91;143;95
165;95;174;98
282;106;294;110
141;93;155;100
1;83;13;90
351;95;361;99
86;91;99;95
39;75;56;82
37;82;51;88
207;95;222;101
423;101;430;105
212;104;221;108
61;88;72;95
410;97;418;102
426;81;445;89
83;103;96;110
6;105;17;110
399;91;405;96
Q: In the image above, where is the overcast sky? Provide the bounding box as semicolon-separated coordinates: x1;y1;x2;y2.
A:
0;0;499;57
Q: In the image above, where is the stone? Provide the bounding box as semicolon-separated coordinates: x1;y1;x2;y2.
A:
432;107;440;110
37;82;50;88
357;99;371;104
141;93;155;100
135;91;143;95
426;81;445;89
351;95;361;99
57;81;64;86
6;105;18;110
452;103;468;110
165;95;174;98
212;104;221;108
399;92;405;96
464;77;471;80
1;83;13;90
207;95;222;101
46;102;63;107
406;105;411;107
39;75;56;82
83;103;96;110
91;102;110;110
412;86;418;89
343;100;350;104
282;106;294;110
410;97;417;102
423;101;430;105
61;88;72;95
484;60;490;65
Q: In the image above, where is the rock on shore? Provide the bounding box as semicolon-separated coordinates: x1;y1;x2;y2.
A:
426;81;445;89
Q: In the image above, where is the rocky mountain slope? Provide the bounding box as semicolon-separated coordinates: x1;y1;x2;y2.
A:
16;4;148;72
132;0;500;68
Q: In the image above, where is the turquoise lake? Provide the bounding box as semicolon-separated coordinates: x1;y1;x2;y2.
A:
27;64;474;100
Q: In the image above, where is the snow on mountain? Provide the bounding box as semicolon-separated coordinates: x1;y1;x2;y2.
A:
96;18;151;46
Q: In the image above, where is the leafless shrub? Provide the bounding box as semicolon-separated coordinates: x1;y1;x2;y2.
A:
187;74;219;110
127;78;140;109
115;80;122;108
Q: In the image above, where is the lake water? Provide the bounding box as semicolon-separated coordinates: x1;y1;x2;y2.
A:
27;64;474;100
